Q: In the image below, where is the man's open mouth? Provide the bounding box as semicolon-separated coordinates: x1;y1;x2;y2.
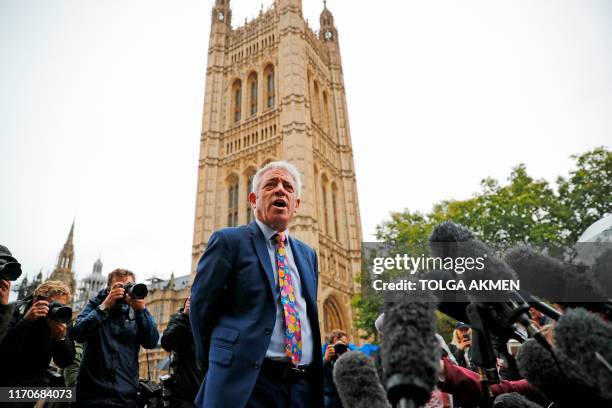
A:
272;199;287;208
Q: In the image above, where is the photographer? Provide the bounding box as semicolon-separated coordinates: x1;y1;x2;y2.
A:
323;329;352;408
0;244;21;344
160;296;204;408
448;322;474;371
71;268;158;408
0;280;75;388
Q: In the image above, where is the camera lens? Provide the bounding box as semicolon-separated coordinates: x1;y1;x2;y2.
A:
0;262;22;281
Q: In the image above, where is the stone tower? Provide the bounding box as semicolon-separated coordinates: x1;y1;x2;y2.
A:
192;0;362;337
49;221;77;302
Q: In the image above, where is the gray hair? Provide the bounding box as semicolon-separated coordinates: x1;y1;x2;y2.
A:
251;161;302;198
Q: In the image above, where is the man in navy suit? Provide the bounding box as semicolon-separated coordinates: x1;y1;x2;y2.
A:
190;161;324;408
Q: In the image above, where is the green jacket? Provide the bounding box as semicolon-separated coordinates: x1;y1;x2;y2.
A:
62;341;84;387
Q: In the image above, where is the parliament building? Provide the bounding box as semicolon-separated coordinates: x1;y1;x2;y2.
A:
192;0;363;338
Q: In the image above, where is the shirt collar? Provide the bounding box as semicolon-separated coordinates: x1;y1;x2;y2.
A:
255;218;289;242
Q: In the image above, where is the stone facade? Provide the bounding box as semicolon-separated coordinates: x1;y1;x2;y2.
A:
192;0;362;339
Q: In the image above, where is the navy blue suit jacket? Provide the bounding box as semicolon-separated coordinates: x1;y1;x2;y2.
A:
190;221;324;408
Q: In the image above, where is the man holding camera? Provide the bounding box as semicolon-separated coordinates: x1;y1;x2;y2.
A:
161;296;205;408
71;268;159;408
0;280;75;388
323;329;351;408
0;244;22;344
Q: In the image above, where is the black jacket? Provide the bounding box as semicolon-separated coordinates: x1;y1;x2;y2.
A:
71;288;159;407
0;302;14;345
161;310;205;402
0;299;75;387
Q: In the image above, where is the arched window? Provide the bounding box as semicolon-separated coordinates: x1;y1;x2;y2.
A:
321;175;329;234
248;72;257;116
232;79;242;123
264;64;275;109
227;176;239;226
331;182;339;239
245;170;255;223
313;81;321;125
323;91;330;134
323;296;345;336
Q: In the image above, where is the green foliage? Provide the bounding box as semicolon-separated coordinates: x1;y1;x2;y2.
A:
353;147;612;336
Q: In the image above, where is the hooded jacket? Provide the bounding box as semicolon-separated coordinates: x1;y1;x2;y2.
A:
71;288;159;407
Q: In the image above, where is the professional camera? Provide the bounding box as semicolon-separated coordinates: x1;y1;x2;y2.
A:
333;341;348;359
124;282;148;300
48;300;73;323
0;245;22;281
34;296;72;323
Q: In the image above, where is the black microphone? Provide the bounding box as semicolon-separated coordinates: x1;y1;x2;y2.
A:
429;222;547;347
516;338;607;407
554;307;612;401
333;351;390;408
382;293;439;408
504;245;612;318
492;393;543;408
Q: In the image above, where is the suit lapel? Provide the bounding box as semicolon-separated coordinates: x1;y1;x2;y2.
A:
288;237;316;308
248;221;277;298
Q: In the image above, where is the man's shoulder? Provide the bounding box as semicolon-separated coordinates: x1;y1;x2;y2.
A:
212;224;252;242
289;236;316;257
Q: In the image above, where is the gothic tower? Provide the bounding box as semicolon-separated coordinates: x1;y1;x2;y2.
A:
192;0;363;338
49;221;77;302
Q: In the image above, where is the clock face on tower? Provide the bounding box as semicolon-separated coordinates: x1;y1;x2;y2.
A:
219;11;225;21
324;30;333;40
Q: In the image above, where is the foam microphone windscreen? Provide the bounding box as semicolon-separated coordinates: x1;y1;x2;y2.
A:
333;351;391;408
382;292;439;406
554;308;612;401
492;393;544;408
516;339;606;407
504;246;608;304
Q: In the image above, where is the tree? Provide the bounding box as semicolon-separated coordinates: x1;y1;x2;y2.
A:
555;147;612;244
353;147;611;338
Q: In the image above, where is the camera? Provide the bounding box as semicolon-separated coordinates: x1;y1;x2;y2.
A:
0;259;22;281
48;300;73;323
333;341;348;359
34;296;72;323
124;282;148;300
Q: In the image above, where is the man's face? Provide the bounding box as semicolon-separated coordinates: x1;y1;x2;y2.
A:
48;294;69;306
249;168;301;232
110;274;134;289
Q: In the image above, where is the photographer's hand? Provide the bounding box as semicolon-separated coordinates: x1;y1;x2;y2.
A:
459;338;471;351
47;320;67;341
102;282;126;309
126;294;145;312
324;344;335;363
0;279;10;305
24;300;49;321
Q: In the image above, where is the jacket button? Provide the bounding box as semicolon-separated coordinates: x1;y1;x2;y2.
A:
264;328;272;335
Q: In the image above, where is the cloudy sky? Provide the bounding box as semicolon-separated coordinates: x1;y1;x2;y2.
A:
1;0;610;285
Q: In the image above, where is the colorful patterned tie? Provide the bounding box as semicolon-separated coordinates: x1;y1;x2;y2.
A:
273;232;302;366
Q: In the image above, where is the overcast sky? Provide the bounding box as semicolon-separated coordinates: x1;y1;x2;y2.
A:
1;0;610;286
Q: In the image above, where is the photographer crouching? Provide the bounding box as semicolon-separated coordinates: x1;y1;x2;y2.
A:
0;280;75;391
71;268;158;408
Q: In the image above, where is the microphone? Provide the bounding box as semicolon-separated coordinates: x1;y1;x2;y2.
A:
504;246;612;318
333;351;391;408
516;338;607;407
492;393;543;408
554;307;612;401
382;292;439;408
429;222;547;346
